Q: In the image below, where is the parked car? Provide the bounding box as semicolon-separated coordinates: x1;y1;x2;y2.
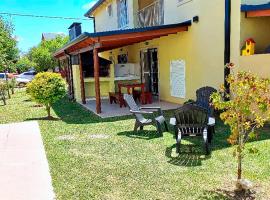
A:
16;77;32;87
0;73;7;80
16;71;37;87
17;71;36;80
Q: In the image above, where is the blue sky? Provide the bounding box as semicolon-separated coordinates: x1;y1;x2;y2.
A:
0;0;98;53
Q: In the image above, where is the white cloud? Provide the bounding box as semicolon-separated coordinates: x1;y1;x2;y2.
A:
82;0;98;10
13;35;23;42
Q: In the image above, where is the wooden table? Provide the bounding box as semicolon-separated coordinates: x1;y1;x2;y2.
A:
118;83;145;95
118;83;153;105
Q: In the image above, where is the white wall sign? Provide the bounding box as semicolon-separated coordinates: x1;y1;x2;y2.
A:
170;60;186;98
177;0;193;6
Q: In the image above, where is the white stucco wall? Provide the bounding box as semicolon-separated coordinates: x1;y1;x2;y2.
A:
164;0;198;24
93;0;136;32
242;0;270;5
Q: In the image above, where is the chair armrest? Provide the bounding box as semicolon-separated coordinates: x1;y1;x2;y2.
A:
140;106;161;110
169;118;176;126
130;110;153;114
140;107;163;115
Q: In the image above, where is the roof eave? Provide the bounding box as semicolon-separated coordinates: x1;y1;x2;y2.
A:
53;33;89;57
54;19;193;58
84;0;105;17
241;3;270;12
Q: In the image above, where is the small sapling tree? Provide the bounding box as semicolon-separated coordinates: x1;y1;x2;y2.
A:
27;72;67;119
211;64;270;190
0;81;7;105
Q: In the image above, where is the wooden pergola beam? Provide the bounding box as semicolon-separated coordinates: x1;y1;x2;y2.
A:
93;47;101;114
79;54;86;104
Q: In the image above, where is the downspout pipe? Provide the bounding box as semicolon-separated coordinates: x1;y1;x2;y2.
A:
224;0;231;96
87;16;96;33
64;50;74;100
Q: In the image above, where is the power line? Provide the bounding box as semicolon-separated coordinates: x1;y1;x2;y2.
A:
0;12;92;21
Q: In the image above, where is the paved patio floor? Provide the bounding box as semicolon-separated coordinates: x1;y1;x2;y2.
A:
81;99;180;118
0;121;55;200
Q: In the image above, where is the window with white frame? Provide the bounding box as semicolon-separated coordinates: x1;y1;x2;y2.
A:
117;0;128;28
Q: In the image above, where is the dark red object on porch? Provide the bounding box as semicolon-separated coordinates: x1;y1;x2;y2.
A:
109;92;126;108
140;92;153;104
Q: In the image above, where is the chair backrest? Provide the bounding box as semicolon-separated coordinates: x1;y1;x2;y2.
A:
124;94;146;122
174;104;208;135
196;86;217;116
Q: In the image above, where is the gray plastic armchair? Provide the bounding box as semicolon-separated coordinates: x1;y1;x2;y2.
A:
124;94;168;136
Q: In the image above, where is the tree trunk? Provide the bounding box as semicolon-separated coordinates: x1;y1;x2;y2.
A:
237;152;242;180
1;91;6;105
236;130;244;190
46;105;51;119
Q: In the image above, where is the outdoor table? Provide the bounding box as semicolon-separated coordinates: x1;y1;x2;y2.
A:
118;83;145;95
170;117;216;143
118;83;146;104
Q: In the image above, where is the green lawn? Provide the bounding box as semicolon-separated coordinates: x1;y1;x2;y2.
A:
1;90;270;199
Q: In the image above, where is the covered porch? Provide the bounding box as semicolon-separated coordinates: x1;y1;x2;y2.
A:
80;98;180;118
54;21;192;115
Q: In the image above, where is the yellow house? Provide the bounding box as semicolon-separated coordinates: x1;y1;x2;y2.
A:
54;0;270;116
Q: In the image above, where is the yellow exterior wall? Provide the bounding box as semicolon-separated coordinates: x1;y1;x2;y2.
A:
72;65;82;102
99;0;226;104
83;63;115;98
231;0;241;68
239;54;270;78
240;13;270;54
234;1;270;77
84;78;111;97
85;0;270;104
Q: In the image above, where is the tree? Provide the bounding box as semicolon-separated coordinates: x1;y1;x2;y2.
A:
28;36;68;72
211;63;270;190
27;72;67;119
0;16;19;72
15;56;36;73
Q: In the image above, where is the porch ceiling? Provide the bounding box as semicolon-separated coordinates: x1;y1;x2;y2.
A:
54;20;192;58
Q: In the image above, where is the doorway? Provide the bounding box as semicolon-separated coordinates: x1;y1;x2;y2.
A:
140;48;159;98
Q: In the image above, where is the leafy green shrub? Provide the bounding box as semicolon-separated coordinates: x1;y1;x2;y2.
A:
27;72;67;118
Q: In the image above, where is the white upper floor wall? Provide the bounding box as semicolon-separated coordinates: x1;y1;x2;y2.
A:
242;0;270;5
87;0;269;32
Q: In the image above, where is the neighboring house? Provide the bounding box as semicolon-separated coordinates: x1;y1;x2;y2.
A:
54;0;270;114
42;33;65;41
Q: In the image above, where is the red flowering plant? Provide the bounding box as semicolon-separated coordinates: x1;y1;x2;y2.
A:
211;63;270;190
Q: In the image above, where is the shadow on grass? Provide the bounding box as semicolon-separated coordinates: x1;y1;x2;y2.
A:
23;99;31;102
200;189;256;200
25;116;60;121
165;143;211;167
49;97;134;124
117;130;162;140
165;118;270;168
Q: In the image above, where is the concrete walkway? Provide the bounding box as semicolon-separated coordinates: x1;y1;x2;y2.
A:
0;121;55;200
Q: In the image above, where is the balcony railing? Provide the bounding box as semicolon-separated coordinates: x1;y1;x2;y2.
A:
136;0;164;28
